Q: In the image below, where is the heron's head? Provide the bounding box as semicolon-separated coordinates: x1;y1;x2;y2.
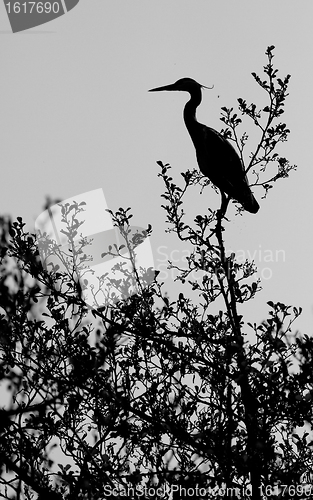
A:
149;78;212;94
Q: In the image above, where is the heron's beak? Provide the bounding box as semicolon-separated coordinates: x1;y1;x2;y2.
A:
148;83;177;92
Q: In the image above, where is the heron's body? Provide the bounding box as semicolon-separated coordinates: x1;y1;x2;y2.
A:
149;78;259;214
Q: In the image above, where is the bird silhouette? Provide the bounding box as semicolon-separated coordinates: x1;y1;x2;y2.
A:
149;78;259;214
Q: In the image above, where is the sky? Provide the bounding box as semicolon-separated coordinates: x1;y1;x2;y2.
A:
0;1;312;336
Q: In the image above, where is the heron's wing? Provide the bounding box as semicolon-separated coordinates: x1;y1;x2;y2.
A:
196;125;259;212
198;126;249;194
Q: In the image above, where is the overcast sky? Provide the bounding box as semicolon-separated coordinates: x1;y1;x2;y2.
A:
0;1;312;335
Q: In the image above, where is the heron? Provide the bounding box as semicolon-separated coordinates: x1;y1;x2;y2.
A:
149;78;259;214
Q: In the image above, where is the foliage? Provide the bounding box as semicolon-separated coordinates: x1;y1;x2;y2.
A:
0;47;312;500
220;44;296;200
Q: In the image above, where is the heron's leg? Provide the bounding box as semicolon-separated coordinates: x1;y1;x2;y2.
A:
217;191;229;220
207;192;229;239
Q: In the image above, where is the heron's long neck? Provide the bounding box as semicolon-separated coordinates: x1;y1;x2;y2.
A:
183;88;202;139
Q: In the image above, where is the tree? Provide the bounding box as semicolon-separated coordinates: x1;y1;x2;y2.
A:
1;46;312;500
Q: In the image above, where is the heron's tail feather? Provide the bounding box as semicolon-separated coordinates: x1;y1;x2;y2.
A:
241;191;259;214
